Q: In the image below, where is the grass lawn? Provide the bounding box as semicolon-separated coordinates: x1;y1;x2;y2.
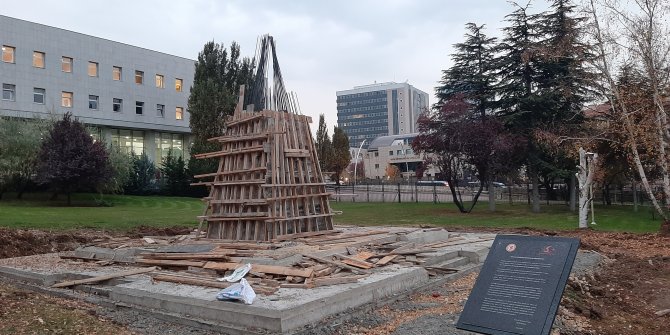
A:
0;193;203;231
0;193;661;233
331;202;662;233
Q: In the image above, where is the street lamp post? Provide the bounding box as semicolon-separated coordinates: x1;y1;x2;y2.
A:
353;140;366;190
586;152;597;225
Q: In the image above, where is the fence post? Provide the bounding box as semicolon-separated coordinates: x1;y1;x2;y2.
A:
352;183;356;203
397;183;402;203
433;184;437;204
367;183;370;202
415;183;418;203
382;183;385;203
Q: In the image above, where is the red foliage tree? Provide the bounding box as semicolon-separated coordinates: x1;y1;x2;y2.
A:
37;113;112;205
413;94;524;212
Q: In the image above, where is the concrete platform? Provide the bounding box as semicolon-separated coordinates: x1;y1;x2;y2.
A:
0;229;494;334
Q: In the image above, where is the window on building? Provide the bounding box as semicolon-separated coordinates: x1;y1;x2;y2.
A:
155;74;164;88
88;61;98;77
33;51;45;68
406;148;413;155
113;98;122;112
397;149;403;155
135;101;144;115
89;95;99;110
2;46;15;63
389;151;393;156
375;164;379;169
175;78;183;92
374;152;379;157
2;84;16;101
156;104;165;117
61;91;73;107
112;66;122;81
135;70;144;84
33;88;45;104
155;132;185;161
111;129;144;155
175;107;183;120
61;56;73;72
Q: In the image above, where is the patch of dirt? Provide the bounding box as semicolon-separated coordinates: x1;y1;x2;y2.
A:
0;228;103;258
0;284;132;335
125;225;193;238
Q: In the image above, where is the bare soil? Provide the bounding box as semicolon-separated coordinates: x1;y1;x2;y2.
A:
0;228;668;335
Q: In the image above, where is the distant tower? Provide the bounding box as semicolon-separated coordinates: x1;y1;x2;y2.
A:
336;82;429;148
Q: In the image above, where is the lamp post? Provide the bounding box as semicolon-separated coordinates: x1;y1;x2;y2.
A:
353;139;366;190
586;152;597;225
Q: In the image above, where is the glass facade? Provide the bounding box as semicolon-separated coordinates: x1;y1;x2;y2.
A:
111;129;144;155
155;132;184;161
336;89;389;148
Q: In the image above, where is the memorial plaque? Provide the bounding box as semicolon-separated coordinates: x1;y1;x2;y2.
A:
456;235;579;335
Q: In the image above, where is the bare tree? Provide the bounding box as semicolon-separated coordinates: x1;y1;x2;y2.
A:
586;0;670;233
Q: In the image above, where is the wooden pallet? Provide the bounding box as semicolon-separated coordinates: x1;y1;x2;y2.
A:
193;86;334;241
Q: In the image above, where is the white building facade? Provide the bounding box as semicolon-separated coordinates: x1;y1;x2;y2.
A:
0;15;194;163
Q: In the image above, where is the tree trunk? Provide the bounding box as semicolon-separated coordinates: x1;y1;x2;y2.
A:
632;180;639;212
67;192;71;206
488;181;495;212
576;147;597;229
603;183;611;205
661;220;670;236
531;169;540;213
569;174;577;212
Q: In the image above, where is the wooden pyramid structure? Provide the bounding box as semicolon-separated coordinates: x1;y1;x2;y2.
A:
193;36;334;241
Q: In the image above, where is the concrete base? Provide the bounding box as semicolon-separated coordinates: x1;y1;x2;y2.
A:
0;231;494;334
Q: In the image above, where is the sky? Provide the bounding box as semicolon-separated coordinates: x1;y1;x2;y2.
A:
3;0;552;134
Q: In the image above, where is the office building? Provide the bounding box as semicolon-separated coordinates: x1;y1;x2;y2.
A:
336;82;429;148
0;15;194;163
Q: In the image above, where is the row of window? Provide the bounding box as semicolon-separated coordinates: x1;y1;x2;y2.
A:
339;118;387;127
338;90;385;100
2;83;184;120
388;149;413;156
338;105;388;113
342;126;388;133
108;129;185;160
1;45;184;91
338;111;388;120
336;97;387;107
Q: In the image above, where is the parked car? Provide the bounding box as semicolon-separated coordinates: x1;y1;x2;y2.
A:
416;180;449;187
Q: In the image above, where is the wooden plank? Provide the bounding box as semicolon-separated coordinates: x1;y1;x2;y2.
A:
193;167;267;179
136;259;205;267
375;255;398;265
151;273;278;295
194;146;264;159
203;262;314;278
301;254;368;275
307;230;387;243
314;276;364;287
212;180;265;186
140;252;234;260
353;251;376;260
271;229;341;242
52;267;156;288
333;254;374;269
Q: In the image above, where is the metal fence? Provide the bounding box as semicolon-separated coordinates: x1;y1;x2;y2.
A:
328;182;651;206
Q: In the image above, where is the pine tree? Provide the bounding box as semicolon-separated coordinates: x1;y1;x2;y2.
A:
315;114;333;172
331;127;351;185
435;23;497;117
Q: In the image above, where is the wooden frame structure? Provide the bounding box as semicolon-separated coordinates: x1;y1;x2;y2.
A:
193;87;334;241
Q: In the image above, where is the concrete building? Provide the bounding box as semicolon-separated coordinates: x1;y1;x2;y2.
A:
336;82;429;148
0;15;194;163
360;133;439;180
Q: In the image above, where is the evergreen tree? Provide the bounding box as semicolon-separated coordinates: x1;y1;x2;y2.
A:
315;114;333;172
37;113;112;205
435;23;498;117
160;150;190;196
124;152;156;195
495;2;548;212
331;127;351;184
187;41;254;196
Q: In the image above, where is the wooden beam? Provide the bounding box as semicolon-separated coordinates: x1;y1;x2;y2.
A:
375;255;398;266
271;229;341;242
301;254;368;275
314;276;365;287
52;267;156;288
203;262;314;278
136;259;205;267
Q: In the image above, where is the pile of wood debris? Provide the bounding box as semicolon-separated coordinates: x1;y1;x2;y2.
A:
52;228;492;295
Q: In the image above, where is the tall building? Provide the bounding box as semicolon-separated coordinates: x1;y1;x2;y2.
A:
0;15;194;163
336;82;429;148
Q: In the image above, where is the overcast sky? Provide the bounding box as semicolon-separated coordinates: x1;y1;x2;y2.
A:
4;0;552;134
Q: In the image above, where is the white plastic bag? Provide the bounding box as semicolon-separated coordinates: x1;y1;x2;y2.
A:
217;263;251;282
216;278;256;304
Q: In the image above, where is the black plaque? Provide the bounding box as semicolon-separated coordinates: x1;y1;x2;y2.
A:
456;235;579;335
